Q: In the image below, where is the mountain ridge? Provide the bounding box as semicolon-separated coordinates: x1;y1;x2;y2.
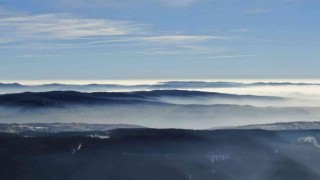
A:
1;81;320;94
213;121;320;130
0;90;284;107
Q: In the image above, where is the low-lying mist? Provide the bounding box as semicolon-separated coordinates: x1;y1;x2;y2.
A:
1;81;320;129
2;81;320;107
155;96;320;107
1;104;320;129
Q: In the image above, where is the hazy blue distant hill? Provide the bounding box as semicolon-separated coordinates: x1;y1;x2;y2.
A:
0;123;145;133
133;89;281;100
154;81;245;88
0;90;284;108
0;83;24;88
1;81;320;94
0;90;319;129
232;121;320;130
0;91;155;107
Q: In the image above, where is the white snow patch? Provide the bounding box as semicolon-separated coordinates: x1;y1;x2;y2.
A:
88;134;110;139
298;136;320;148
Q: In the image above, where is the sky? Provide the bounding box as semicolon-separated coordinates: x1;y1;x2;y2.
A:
0;0;319;80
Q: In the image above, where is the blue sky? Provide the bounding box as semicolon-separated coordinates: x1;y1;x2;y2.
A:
0;0;319;80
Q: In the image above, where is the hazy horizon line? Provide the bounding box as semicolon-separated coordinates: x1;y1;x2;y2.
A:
1;79;320;85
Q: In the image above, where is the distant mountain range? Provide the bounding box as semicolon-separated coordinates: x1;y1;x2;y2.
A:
1;81;320;94
0;90;319;129
233;121;320;130
0;90;284;107
2;121;320;134
0;123;145;133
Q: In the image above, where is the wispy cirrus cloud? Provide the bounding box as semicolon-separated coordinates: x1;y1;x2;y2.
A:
139;45;221;56
245;8;271;14
16;45;221;58
0;11;231;46
159;0;199;8
53;0;201;8
0;13;145;42
282;0;309;3
139;35;231;43
0;9;238;60
208;55;256;59
229;29;251;33
0;35;230;50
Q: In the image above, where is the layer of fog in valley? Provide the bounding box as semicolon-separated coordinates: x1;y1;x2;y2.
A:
0;80;320;129
2;105;320;129
1;80;320;107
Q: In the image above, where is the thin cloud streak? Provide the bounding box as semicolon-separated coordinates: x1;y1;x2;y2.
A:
141;35;231;43
0;12;231;47
0;13;145;41
0;34;231;50
245;8;271;14
208;55;256;59
0;9;244;61
53;0;202;8
159;0;199;7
